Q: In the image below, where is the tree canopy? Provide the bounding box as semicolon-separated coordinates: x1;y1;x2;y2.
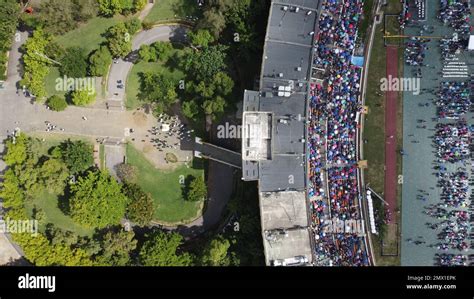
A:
71;89;96;106
123;183;154;226
58;139;94;174
186;175;207;202
0;0;20;80
47;95;68;111
200;236;233;266
139;230;193;266
138;72;178;114
38;0;98;35
60;47;88;78
89;46;112;77
95;228;138;266
107;22;132;58
182;45;228;82
21;28;52;99
69;170;128;228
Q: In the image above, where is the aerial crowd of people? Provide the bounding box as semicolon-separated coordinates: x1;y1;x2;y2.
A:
308;0;369;266
402;0;473;266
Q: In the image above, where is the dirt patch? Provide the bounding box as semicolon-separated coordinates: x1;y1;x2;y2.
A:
132;111;148;127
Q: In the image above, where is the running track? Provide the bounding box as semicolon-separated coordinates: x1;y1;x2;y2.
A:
385;46;398;224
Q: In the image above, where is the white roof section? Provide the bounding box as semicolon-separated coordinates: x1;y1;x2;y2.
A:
469;35;474;50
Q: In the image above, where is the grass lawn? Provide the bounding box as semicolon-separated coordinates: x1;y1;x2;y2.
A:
44;67;64;97
126;49;185;110
44;17;122;98
126;144;204;224
363;0;402;266
55;17;122;55
25;191;95;237
144;0;200;23
28;133;94;153
99;144;105;170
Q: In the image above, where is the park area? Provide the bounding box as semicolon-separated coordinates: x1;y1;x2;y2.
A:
144;0;200;23
43;16;123;98
126;144;204;225
21;135;97;237
126;48;185;110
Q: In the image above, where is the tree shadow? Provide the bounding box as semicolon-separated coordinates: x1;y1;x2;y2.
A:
180;174;195;200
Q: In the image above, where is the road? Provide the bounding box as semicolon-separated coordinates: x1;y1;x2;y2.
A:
107;26;188;105
0;23;232;246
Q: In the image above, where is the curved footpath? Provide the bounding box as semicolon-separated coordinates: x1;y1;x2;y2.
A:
107;25;189;105
0;23;230;263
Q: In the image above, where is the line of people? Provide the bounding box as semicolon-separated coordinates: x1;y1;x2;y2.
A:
308;0;368;266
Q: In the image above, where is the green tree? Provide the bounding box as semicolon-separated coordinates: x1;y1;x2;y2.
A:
107;22;132;58
95;228;137;266
60;47;88;78
37;158;69;194
186;175;207;202
151;41;173;61
89;46;112;77
181;100;200;120
3;133;28;166
59;139;94;174
182;45;227;81
123;183;154;226
188;29;215;48
138;44;157;62
139;72;178;109
198;8;227;38
139;230;193;266
98;0;123;16
44;40;65;61
202;96;226;118
38;0;98;34
0;169;25;209
115;163;138;183
39;0;76;35
21;28;52;99
71;89;96;106
13;233;93;266
200;236;232;266
73;0;99;22
47;95;68;111
133;0;147;12
125;17;141;35
212;71;234;96
69;170;128;228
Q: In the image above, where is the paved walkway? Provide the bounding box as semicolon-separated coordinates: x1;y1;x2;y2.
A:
107;25;188;106
401;0;474;265
385;46;399;224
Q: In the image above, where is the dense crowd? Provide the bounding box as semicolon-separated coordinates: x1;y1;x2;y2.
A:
439;0;471;36
400;0;473;266
435;82;471;118
308;0;368;266
433;122;471;163
405;37;429;66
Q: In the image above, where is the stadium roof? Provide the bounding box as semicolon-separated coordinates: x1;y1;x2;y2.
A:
242;0;322;266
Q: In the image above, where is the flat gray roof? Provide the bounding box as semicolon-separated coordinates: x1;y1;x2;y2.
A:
259;156;305;192
262;228;313;264
261;41;312;83
260;191;309;229
267;4;317;46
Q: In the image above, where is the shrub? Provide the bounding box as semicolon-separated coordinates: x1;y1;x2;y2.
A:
47;95;68;111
